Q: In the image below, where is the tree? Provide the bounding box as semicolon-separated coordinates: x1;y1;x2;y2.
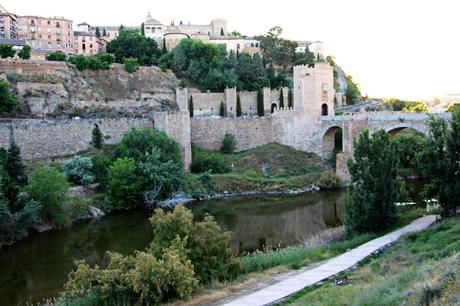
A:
345;76;361;104
288;88;293;108
0;44;15;58
140;23;145;36
46;51;67;61
114;126;182;165
221;133;236;154
102;28;107;37
188;95;194;117
236;92;242;117
220;101;225;117
254;26;298;67
25;166;70;225
344;129;400;237
0;80;17;112
95;27;101;38
108;157;142;208
220;28;225;36
91;152;110;190
417;109;460;216
124;57;139;73
91;124;103;149
257;89;264;116
5;140;27;187
107;29;161;66
279;88;284;109
17;45;31;60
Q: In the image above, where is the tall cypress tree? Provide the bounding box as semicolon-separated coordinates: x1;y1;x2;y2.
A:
257;89;264;117
288;88;293;108
344;129;400;237
220;101;225;117
95;27;101;38
279;88;284;109
91;124;103;149
102;28;107;37
5;141;27;187
140;23;145;36
189;96;194;118
236;92;242;117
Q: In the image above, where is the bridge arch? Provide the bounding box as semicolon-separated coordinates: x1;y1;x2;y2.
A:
321;125;343;160
383;122;428;136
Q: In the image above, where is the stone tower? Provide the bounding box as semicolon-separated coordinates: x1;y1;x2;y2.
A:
293;62;335;118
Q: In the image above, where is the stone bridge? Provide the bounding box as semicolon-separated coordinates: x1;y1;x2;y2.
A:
319;112;452;181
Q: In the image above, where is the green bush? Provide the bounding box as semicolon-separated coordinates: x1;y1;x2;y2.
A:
25;166;70;225
108;158;142;208
69;55;88;70
0;79;17;113
91;124;103;149
317;170;341;189
17;45;31;60
190;152;229;174
47;51;67;61
150;205;242;284
62;156;95;185
0;44;15;58
124;57;139;73
91;152;111;190
221;133;237;154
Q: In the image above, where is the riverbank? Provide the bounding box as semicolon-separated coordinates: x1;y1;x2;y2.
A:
286;214;460;305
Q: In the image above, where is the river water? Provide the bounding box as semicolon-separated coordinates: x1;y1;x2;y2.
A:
0;181;424;305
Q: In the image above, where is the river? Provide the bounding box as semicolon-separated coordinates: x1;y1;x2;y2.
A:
0;181;425;305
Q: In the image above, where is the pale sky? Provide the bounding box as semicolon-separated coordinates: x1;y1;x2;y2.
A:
4;0;460;100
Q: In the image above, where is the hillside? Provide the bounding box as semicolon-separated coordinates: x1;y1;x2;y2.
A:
0;59;181;118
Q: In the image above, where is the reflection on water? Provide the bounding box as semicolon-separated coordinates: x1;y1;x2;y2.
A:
191;191;345;253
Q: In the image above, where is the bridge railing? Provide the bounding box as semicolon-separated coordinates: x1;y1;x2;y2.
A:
321;112;452;122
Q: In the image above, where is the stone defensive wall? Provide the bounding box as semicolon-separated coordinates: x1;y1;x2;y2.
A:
191;116;275;151
0;111;191;168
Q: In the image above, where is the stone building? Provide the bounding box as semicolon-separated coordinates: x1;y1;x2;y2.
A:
0;5;18;39
74;23;107;55
296;41;325;58
17;15;74;54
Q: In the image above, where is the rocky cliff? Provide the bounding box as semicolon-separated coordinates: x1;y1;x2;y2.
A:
0;59;181;118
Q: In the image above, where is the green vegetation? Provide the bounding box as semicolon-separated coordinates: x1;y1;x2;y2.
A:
391;129;428;175
288;88;293;108
219;100;225;117
47;51;67;61
62;156;95;185
255;26;297;68
403;103;428;112
317;170;342;189
417;107;460;216
58;205;242;305
380;97;422;111
221;133;237;154
0;79;17;113
123;57;139;73
345;129;401;237
326;56;361;105
0;44;15;58
236;92;242;117
17;46;31;60
108;157;142;208
287;215;460;306
279;88;285;108
91;124;103;150
189;95;194;117
107;29;162;66
190;145;230;174
159;39;289;92
68;53;115;71
257;89;264;116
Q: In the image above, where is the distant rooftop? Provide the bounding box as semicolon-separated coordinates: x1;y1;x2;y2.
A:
0;39;27;46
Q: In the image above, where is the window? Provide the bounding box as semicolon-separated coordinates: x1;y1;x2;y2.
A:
321;103;328;116
47;28;51;33
47;20;50;25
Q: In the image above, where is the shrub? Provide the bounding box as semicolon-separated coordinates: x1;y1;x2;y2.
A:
221;133;237;154
17;45;31;60
219;101;225;117
124;57;139;73
0;79;18;113
150;205;242;284
91;152;111;190
47;51;67;61
62;156;95;185
317;170;341;189
108;158;142;208
0;44;15;58
69;55;88;70
25;166;70;225
190;152;229;174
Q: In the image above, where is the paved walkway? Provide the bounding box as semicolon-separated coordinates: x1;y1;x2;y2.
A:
223;215;438;306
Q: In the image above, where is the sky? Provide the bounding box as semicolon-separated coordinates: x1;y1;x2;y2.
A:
4;0;460;100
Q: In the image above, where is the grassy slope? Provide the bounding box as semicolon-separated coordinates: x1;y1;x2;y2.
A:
286;215;460;306
194;143;331;193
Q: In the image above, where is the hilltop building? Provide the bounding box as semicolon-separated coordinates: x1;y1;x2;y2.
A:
295;41;324;58
0;4;18;40
143;13;261;54
74;23;108;55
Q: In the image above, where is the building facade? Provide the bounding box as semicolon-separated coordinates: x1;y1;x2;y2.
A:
0;5;18;39
74;23;107;55
295;41;325;58
18;15;74;53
